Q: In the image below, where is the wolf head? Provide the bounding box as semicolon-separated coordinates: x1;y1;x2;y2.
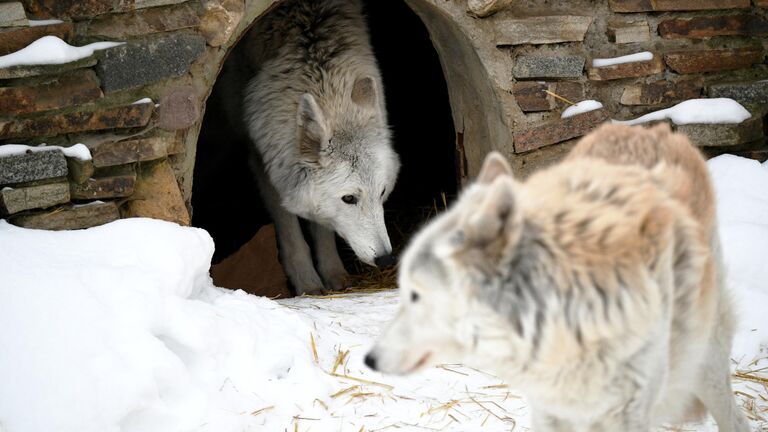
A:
284;76;400;267
366;153;533;374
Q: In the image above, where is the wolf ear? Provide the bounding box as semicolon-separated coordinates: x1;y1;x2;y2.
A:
351;76;378;108
297;93;329;163
477;151;513;184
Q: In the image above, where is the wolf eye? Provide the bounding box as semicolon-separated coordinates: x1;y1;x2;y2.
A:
342;195;358;205
411;292;419;302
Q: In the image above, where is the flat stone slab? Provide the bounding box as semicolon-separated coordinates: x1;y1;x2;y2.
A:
0;101;154;140
84;3;199;38
0;181;70;215
676;116;764;147
588;54;664;81
659;15;768;39
513;109;610;153
608;20;650;44
513;81;584;112
20;0;187;19
95;33;206;93
0;56;96;79
0;2;28;27
708;80;768;104
609;0;750;12
0;22;73;56
664;47;763;74
82;132;170;168
121;160;189;226
70;172;136;200
620;78;703;105
10;201;119;230
512;55;585;79
0;149;68;185
0;69;103;117
495;16;592;45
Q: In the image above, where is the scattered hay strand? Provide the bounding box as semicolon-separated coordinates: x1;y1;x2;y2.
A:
544;89;576;106
328;372;394;391
309;332;319;364
331;385;361;399
250;405;274;416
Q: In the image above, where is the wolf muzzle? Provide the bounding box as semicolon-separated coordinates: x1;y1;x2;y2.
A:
374;254;396;268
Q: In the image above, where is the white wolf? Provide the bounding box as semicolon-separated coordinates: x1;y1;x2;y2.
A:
366;124;749;431
221;0;400;295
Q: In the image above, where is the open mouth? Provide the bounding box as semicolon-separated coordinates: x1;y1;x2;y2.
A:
407;351;432;373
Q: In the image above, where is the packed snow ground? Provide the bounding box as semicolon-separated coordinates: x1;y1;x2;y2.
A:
0;155;766;432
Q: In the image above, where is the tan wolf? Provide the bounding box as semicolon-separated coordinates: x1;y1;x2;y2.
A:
366;123;749;431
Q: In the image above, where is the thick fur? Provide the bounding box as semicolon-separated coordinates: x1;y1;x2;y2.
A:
220;0;400;294
367;124;748;431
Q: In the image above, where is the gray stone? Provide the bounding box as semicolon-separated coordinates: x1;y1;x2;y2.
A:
0;57;96;80
0;150;68;185
676;116;764;147
0;181;70;215
512;56;586;79
95;33;206;93
0;2;28;27
496;16;592;45
10;201;119;230
708;80;768;104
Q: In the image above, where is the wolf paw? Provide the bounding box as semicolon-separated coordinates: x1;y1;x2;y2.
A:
320;266;348;292
285;262;325;296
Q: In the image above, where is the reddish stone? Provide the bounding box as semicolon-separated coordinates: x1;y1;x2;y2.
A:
19;0;186;19
664;47;763;74
609;0;750;12
121;160;190;226
620;78;704;105
0;22;73;56
757;0;768;7
607;20;650;44
10;201;119;230
0;102;154;140
587;54;664;81
70;172;136;199
513;81;585;112
659;15;768;39
157;86;200;131
513;109;610;153
84;3;199;38
84;134;170;168
0;70;103;117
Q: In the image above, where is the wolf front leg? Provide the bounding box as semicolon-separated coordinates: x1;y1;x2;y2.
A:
310;222;348;292
253;162;324;296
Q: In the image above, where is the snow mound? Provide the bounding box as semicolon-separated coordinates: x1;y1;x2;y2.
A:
592;51;653;67
614;98;751;126
0;143;91;161
0;36;122;69
561;100;603;119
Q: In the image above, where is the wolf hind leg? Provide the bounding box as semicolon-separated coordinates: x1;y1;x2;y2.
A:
310;222;348;292
694;343;749;432
253;159;324;296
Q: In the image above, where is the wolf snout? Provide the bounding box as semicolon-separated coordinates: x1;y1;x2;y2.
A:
374;253;396;268
364;351;378;371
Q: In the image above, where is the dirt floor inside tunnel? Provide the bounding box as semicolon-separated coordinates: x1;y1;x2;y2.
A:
191;0;457;296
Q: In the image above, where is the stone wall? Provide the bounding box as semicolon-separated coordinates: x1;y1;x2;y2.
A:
0;0;765;230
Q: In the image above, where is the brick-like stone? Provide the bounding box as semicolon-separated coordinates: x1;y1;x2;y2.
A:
466;0;514;17
513;109;610;153
664;47;763;74
200;0;244;47
708;80;768;104
0;56;96;79
70;172;136;200
20;0;187;19
0;22;73;56
676;116;763;147
513;81;585;112
588;54;664;81
496;16;593;45
659;15;768;39
0;149;67;185
0;3;28;27
758;0;768;7
0;181;70;215
620;78;704;105
95;33;206;93
66;157;95;184
608;20;650;44
0;101;154;140
512;56;585;79
0;70;103;117
83;133;170;168
609;0;750;12
84;3;199;39
121;160;189;225
158;86;200;131
10;201;119;230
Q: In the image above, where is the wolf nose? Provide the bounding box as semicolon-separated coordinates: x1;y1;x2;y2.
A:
374;254;396;268
364;352;378;371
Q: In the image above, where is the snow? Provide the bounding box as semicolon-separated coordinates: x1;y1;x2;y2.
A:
614;98;752;126
27;19;64;27
132;98;153;105
0;143;91;161
561;99;603;118
592;51;653;67
0;154;765;432
0;36;122;69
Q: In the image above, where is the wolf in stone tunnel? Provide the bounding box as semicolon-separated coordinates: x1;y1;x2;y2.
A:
366;124;749;432
217;0;400;295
